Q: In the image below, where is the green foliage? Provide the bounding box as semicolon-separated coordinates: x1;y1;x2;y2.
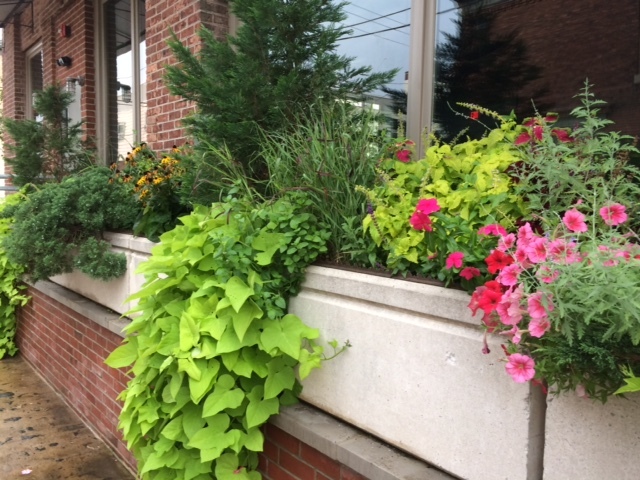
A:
261;104;389;261
0;195;30;359
164;0;396;202
512;82;640;226
362;119;526;286
615;367;640;395
2;84;93;185
111;144;189;242
106;193;337;479
4;168;139;281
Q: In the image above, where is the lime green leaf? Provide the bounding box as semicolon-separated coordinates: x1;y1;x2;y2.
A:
105;340;138;368
260;314;319;359
202;375;246;417
264;357;296;399
179;313;200;351
188;358;220;404
215;453;261;480
246;386;279;429
232;299;263;342
225;276;254;313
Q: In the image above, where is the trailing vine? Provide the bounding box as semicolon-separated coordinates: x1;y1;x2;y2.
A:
106;193;335;479
0;194;30;359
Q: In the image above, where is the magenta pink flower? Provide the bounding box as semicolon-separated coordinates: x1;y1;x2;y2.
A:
548;239;580;264
496;285;524;326
600;203;627;226
446;252;465;269
478;224;507;237
536;265;559;284
526;237;548;264
410;211;433;231
514;246;533;269
529;317;551;338
497;264;521;286
396;149;411;163
500;325;523;344
527;291;554;320
416;198;441;215
562;208;588;233
497;233;516;252
517;223;535;248
460;267;481;280
505;353;536;383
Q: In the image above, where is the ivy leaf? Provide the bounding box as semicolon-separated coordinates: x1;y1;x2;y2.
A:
188;358;220;404
215;453;261;480
260;314;319;359
245;386;279;429
179;313;200;351
104;339;138;368
264;357;296;399
233;299;263;342
225;276;254;313
202;374;246;417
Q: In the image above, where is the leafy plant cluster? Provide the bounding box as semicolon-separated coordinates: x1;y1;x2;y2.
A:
2;84;93;185
111;143;189;241
4;168;139;281
164;0;396;204
106;193;340;479
361;113;526;286
0;194;30;359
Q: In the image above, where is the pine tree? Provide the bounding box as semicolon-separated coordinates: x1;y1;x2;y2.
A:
165;0;396;202
3;84;91;185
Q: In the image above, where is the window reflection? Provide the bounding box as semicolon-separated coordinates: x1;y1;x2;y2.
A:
434;0;640;141
335;1;411;136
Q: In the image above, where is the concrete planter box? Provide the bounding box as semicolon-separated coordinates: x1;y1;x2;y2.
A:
50;232;154;315
289;266;545;480
48;235;640;480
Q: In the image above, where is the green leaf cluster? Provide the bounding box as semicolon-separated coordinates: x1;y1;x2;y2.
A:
362;122;526;287
0;195;30;359
2;84;93;186
3;168;139;281
106;193;330;479
164;0;396;204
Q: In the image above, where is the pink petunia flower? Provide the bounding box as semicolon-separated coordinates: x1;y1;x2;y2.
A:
505;353;536;383
562;208;588;233
500;325;523;344
527;291;554;319
600;203;627;226
517;223;536;248
410;211;433;231
497;233;516;252
514;245;533;269
496;285;524;325
526;237;548;264
529;317;551;338
548;239;581;264
460;267;481;280
497;264;521;286
446;252;465;269
416;198;441;215
478;224;507;237
536;265;559;284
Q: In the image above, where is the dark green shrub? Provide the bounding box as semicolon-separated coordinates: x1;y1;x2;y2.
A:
2;84;93;185
4;167;140;281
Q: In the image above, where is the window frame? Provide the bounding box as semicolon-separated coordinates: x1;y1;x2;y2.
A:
24;42;43;121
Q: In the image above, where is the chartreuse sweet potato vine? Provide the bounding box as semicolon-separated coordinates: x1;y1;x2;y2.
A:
106;193;333;480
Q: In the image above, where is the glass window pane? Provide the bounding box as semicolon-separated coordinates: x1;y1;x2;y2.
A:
434;1;640;141
335;1;412;136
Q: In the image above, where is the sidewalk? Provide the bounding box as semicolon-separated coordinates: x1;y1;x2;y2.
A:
0;356;132;479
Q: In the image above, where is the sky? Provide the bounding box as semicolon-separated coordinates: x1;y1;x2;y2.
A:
334;1;412;93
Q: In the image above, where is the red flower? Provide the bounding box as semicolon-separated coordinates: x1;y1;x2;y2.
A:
460;267;481;280
410;211;433;231
477;288;503;314
445;252;464;269
416;198;441;215
470;111;480;120
515;114;572;145
485;250;514;274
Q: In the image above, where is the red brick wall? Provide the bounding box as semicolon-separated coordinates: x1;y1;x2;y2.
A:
16;285;368;479
145;0;230;150
260;424;368;480
16;286;136;472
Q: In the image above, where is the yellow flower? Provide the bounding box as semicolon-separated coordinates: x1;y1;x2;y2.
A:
153;177;163;185
136;177;146;187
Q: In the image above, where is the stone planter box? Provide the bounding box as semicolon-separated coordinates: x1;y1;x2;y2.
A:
289;266;545;480
49;234;640;480
50;232;154;315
